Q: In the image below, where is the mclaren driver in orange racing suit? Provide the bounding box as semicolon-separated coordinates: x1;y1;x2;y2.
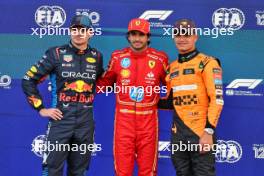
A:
158;19;224;176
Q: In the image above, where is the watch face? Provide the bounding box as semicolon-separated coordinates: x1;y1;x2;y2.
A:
205;128;214;134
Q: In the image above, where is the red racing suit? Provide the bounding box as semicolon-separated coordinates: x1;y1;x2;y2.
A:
97;47;168;176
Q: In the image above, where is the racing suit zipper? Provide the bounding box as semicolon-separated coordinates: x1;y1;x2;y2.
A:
76;54;82;117
135;56;139;110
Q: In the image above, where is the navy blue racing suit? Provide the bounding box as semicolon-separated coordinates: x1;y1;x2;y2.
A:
22;42;103;176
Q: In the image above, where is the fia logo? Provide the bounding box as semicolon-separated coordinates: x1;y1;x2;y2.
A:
212;8;245;30
31;135;47;157
215;140;243;163
35;5;66;28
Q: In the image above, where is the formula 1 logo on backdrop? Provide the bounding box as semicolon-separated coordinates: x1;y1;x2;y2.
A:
0;74;12;89
139;10;173;28
215;140;243;163
225;79;263;96
158;141;171;158
253;144;264;159
212;8;245;30
139;10;173;20
35;5;66;28
76;9;100;26
227;79;262;89
256;10;264;26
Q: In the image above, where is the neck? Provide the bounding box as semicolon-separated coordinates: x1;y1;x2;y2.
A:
71;41;88;50
178;48;199;63
178;46;196;54
130;45;148;53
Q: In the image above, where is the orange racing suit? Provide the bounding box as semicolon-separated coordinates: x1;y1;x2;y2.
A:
158;49;223;176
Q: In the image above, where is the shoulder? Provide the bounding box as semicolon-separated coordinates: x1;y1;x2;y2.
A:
111;47;130;60
197;52;221;67
90;47;103;57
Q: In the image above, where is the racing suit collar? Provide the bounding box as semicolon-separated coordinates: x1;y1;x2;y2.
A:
69;41;90;55
178;49;199;63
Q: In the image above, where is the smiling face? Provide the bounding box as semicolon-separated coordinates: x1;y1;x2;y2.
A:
127;30;149;52
174;34;198;54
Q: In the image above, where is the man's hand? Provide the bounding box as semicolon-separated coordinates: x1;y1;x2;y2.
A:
199;132;213;154
39;108;63;121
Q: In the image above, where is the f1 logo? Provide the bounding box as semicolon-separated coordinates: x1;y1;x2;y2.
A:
226;79;263;89
158;141;171;152
139;10;173;20
256;13;264;25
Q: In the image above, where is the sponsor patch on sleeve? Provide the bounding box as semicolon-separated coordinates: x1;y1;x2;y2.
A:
170;71;179;79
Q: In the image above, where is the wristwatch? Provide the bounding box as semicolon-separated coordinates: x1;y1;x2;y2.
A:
204;128;214;135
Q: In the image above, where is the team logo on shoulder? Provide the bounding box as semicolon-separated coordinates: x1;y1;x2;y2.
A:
121;58;131;68
63;55;73;62
86;57;96;63
148;60;156;69
91;51;97;56
120;69;131;78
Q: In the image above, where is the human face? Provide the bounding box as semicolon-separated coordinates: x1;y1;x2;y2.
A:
70;25;92;46
174;34;198;54
128;30;149;52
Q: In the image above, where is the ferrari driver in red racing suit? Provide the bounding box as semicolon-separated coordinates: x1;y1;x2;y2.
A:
97;18;168;176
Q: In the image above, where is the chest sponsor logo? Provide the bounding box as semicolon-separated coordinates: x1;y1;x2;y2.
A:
63;55;73;62
64;80;93;93
120;58;131;68
86;65;97;72
148;60;156;69
86;57;96;63
62;72;96;80
173;94;198;106
173;84;197;92
145;71;156;81
183;68;195;75
120;69;131;78
62;63;74;67
121;79;131;85
129;87;144;102
59;93;94;103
